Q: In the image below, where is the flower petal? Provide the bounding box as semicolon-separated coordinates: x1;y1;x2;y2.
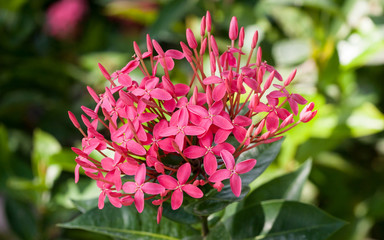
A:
135;164;146;185
177;163;191;184
134;191;145;213
235;159;257;174
230;174;242;197
204;153;217;175
220;149;235;170
203;76;222;85
184;126;206;136
171;189;183;210
150;88;172;100
158;175;178;189
182;184;203;198
183;146;206;159
122;181;137;194
142;182;165;195
213;115;233;130
208;169;231;182
212;83;226;102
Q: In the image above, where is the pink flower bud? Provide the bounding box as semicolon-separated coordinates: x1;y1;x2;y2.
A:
251;30;258;49
239;27;244;48
254;119;265;136
237;74;244;91
210;35;219;56
206;85;213;107
180;42;193;62
300;102;317;123
280;114;294;129
256;47;262;67
200;16;206;36
229;16;238;40
152;39;165;56
98;63;111;80
68;111;80;128
186;28;198;49
284;69;297;87
213;181;224;192
133;41;142;58
146;34;153;53
81;106;98;119
209;51;216;73
193;180;200;186
200;37;207;56
81;114;91;128
206;11;212;32
87;86;99;103
157;205;163;224
263;70;275;91
191;86;198;105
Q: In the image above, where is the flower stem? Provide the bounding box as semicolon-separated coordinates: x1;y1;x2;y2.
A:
201;216;209;237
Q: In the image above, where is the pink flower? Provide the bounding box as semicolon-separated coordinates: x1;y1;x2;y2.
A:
209;150;256;197
158;163;203;210
123;164;165;213
45;0;87;40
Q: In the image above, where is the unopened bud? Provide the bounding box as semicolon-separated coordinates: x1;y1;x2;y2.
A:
200;16;206;36
251;30;258;49
200;37;207;56
180;42;193;63
206;11;212;32
264;70;275;91
152;39;165;56
284;69;297;86
68;111;80;128
98;63;111;80
186;28;198;49
210;35;219;56
133;41;142;59
146;34;153;53
239;27;244;48
229;16;238;40
256;47;262;67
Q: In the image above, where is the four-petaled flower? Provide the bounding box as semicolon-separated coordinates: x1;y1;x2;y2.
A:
123;164;165;213
209;150;257;197
158;163;203;210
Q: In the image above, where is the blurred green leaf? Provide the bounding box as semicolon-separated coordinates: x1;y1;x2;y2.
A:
272;39;311;66
225;200;346;239
0;0;27;12
243;159;312;207
5;198;37;240
148;0;197;40
206;222;231;240
59;203;199;240
49;149;77;172
72;198;99;214
346;102;384;137
261;0;337;12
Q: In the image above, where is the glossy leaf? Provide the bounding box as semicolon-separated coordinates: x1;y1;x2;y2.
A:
238;139;284;186
59;203;198;240
243;159;312;207
161;202;200;224
225;200;346;240
207;222;231;240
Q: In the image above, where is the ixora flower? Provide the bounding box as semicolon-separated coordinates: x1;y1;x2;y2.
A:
68;11;317;223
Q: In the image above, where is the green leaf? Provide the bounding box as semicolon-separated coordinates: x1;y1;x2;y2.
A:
161;202;200;224
272;39;311;66
59;203;199;240
72;198;99;213
346;102;384;137
48;149;77;172
5;198;37;240
184;139;284;216
239;139;284;186
148;0;197;40
225;200;346;240
243;159;312;207
206;222;231;240
184;185;250;216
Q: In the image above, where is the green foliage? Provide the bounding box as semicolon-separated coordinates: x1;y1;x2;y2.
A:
59;203;199;240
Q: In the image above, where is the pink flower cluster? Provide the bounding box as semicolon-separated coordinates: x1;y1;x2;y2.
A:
69;12;317;223
45;0;88;40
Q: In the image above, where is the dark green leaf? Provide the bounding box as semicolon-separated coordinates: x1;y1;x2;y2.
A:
59;203;198;240
239;139;284;186
161;202;200;224
243;159;312;207
5;198;37;240
225;200;346;240
148;0;197;40
184;139;283;216
206;222;231;240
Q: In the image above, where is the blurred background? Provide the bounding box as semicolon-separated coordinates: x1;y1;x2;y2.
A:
0;0;384;239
